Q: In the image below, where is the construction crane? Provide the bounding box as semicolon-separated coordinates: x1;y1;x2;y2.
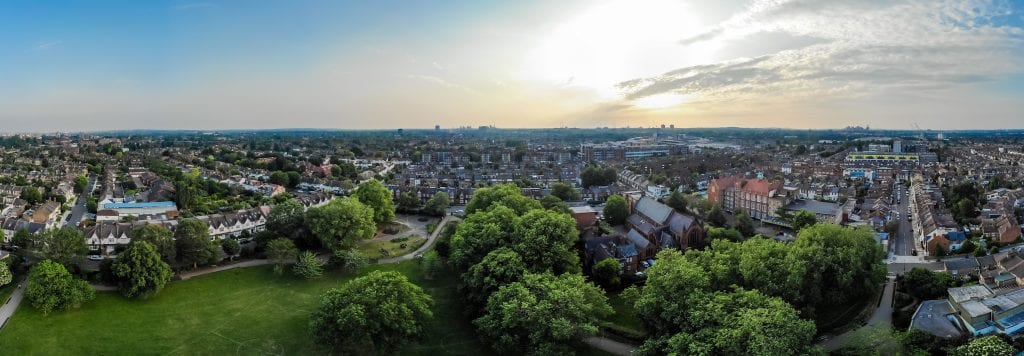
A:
912;123;928;141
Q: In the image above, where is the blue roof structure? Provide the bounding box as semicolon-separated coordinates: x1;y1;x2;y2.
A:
947;231;967;241
103;201;177;209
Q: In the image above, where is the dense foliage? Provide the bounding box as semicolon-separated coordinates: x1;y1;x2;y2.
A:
306;197;376;254
310;271;433;354
112;241;173;298
25;260;95;314
353;179;396;223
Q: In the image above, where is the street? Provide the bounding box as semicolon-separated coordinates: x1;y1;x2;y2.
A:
63;174;96;228
892;183;915;256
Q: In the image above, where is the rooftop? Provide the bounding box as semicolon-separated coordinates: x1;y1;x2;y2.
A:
103;201;177;209
949;285;994;304
910;300;963;338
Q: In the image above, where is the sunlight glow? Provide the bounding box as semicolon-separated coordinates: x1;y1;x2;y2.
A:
632;93;690;109
521;0;709;99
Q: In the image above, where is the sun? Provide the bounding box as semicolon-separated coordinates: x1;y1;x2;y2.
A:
521;0;712;101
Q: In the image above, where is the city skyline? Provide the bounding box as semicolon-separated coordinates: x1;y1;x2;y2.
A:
2;0;1023;132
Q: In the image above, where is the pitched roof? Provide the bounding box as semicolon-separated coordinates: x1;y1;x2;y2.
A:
625;229;650;249
635;197;672;224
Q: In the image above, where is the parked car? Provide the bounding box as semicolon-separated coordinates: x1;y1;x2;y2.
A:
87;255;104;261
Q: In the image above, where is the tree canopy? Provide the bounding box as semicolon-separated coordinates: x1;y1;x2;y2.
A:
790;210;818;232
422;191;450;217
306;197;376;254
950;336;1016;356
354;179;396;223
293;250;323;279
461;247;527;307
464;184;541;215
131;224;176;263
474;273;611;356
603;195;630;226
310;271;433;354
580;166;616;188
175;218;219;269
549;182;581;202
706;204;727;227
112;241;173;298
666;191;687;213
25;259;95;314
38;227;89;268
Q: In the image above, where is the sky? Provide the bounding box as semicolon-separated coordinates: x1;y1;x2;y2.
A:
1;0;1023;132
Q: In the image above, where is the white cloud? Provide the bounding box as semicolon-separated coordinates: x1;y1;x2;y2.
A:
619;0;1024;108
31;40;62;51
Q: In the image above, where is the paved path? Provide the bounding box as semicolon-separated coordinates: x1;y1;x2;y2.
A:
821;276;896;351
584;336;635;356
178;259;274;280
378;215;460;264
0;281;26;332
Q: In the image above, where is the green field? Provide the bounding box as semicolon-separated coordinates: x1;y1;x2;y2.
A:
0;261;484;355
358;236;427;259
604;293;644;332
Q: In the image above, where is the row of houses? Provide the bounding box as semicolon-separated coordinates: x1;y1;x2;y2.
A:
909;178;964;254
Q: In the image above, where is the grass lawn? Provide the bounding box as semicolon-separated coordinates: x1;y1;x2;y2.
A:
603;292;644;332
0;260;484;355
377;221;412;236
358;235;427;260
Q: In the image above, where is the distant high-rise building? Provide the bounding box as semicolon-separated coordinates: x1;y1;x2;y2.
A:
421;153;432;163
435;124;441;130
481;153;491;163
892;140;902;153
660;124;666;129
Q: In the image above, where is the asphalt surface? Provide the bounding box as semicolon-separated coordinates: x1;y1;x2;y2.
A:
892;184;915;256
822;276;896;351
64;175;96;228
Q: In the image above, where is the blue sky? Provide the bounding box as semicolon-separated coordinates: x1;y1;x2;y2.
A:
1;0;1023;132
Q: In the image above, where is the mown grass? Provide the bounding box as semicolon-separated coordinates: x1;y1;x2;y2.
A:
0;260;483;355
358;235;427;259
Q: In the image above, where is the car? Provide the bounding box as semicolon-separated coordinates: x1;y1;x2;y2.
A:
87;255;104;261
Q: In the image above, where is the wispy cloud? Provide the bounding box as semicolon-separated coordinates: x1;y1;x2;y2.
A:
31;40;62;51
174;2;218;11
407;74;479;95
619;0;1024;107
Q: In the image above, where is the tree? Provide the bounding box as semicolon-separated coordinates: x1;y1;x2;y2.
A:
39;227;88;267
633;250;817;356
592;258;621;290
221;238;241;261
74;175;88;194
396;191;421;213
422;191;450;217
287;171;302;188
950;336;1016;356
474;273;612;355
421;250;444;280
306;198;376;254
0;261;12;287
266;238;298;274
12;228;33;250
707;204;727;227
25;260;95;314
269;171;290;186
733;210;756;237
790;210;817;232
293;250;323;279
333;248;368;271
311;271;433;354
175;218;218;269
21;187;42;205
666;191;687;213
580;166;616;188
603;195;630;225
901;268;953;300
131;224;176;263
884;220;900;236
449;205;522;270
461;247;528;307
112;241;173;298
465;184;541;215
354;179;396;223
450;206;580;274
706;227;744;242
788;225;885;317
266;199;306;239
540;195;571;214
550;182;581;202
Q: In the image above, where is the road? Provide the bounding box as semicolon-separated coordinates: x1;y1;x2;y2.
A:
0;281;26;332
64;175;96;228
892;183;915;256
